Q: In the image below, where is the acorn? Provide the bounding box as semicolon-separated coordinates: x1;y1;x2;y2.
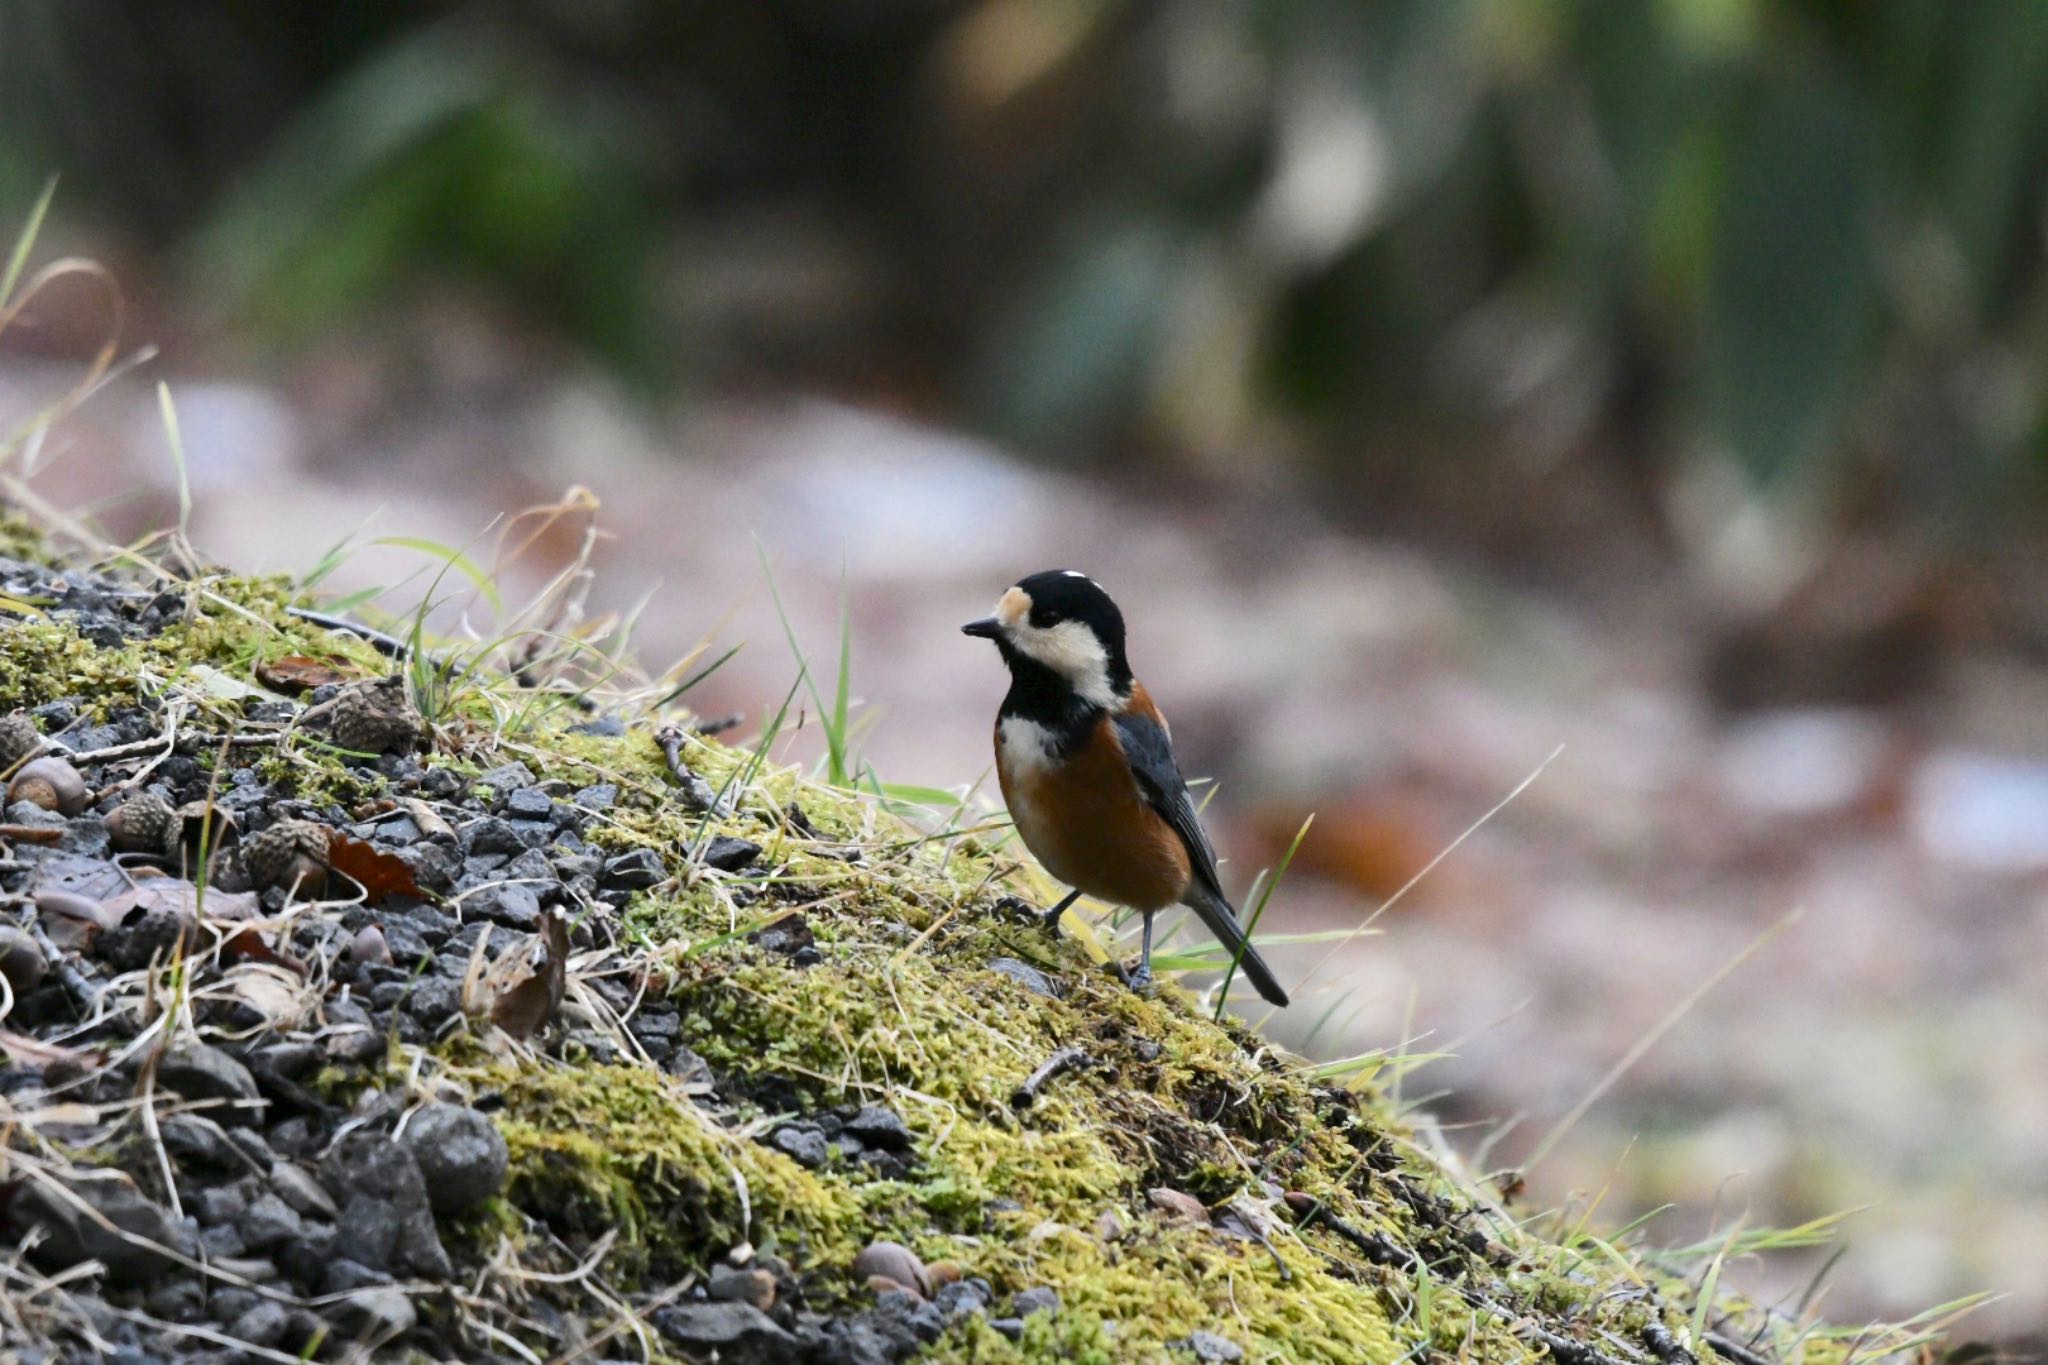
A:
347;924;392;966
328;676;425;755
0;711;42;773
7;756;90;815
0;925;46;998
243;818;332;893
107;792;180;857
851;1241;931;1300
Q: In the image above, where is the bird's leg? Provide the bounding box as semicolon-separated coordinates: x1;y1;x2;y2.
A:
1128;910;1156;992
1042;888;1082;936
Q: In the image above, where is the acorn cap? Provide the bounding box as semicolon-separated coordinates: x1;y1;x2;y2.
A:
328;676;424;755
243;818;333;892
0;712;41;773
107;792;180;856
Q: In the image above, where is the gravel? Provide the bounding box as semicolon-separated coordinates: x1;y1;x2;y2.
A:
400;1103;509;1213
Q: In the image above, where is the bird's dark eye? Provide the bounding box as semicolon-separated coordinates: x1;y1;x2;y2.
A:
1029;604;1059;629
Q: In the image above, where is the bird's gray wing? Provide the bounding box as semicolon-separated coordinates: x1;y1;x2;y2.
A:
1111;710;1224;900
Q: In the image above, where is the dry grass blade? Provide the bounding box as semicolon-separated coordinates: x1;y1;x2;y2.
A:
1524;907;1804;1173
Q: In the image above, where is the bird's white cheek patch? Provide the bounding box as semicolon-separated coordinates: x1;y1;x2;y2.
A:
1012;621;1115;707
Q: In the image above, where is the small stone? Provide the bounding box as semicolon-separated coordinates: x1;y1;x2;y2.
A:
503;787;554;821
1148;1187;1210;1224
703;836;762;872
319;1135;451;1280
159;1042;261;1116
229;1301;292;1349
842;1105;914;1151
405;976;463;1029
270;1162;340;1220
990;1317;1025;1341
14;1170;198;1283
400;1103;508;1213
1013;1286;1059;1318
465;817;526;857
322;1257;390;1294
1179;1329;1246;1361
146;1275;206;1322
875;1288;946;1343
748;913;814;958
472;762;536;798
933;1279;989;1321
193;1181;253;1226
572;783;617;811
708;1265;778;1311
467;880;541;930
987;957;1059;998
851;1240;930;1299
419;766;463;798
199;1222;247;1258
237;1192;304;1253
1095;1208;1128;1242
600;848;665;889
653;1302;796;1360
770;1124;829;1169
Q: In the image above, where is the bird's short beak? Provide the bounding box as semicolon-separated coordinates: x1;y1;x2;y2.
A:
960;617;1002;639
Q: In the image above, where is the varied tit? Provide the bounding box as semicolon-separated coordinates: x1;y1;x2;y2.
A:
962;571;1289;1007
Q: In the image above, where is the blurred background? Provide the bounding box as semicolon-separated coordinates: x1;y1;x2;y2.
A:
4;0;2047;1349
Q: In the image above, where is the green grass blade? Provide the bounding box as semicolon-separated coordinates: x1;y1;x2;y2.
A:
156;383;192;539
652;642;742;710
0;176;58;309
831;561;852;785
1215;812;1312;1020
372;536;503;611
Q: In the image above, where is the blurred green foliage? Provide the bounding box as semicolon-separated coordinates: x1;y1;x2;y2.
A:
3;0;2047;514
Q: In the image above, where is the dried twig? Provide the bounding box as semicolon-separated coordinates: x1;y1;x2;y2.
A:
1010;1044;1092;1108
1641;1320;1697;1365
654;724;721;812
1519;1327;1632;1365
286;605;413;659
1703;1333;1775;1365
1284;1194;1422;1270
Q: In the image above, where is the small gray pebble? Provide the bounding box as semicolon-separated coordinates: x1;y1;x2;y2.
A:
504;787;554;821
770;1125;829;1169
1013;1286;1059;1317
237;1192;304;1253
401;1103;509;1214
988;957;1060;998
229;1300;292;1348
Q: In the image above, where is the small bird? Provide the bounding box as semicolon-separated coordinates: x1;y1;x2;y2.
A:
964;571;1289;1006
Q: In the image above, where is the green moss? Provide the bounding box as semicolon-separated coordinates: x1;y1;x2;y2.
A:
0;622;121;713
482;1061;864;1279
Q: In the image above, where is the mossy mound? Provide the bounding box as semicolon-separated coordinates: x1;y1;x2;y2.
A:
0;532;1918;1364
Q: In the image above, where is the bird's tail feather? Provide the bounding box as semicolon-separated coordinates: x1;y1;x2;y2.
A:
1183;884;1289;1007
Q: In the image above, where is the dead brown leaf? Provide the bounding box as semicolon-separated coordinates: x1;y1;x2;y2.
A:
491;907;569;1040
325;833;423;905
255;654;358;694
34;890;116;952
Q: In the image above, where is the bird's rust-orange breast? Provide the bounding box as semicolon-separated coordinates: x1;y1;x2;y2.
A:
996;711;1190;911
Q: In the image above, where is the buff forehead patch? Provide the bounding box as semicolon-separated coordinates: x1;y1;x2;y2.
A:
996;586;1032;628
